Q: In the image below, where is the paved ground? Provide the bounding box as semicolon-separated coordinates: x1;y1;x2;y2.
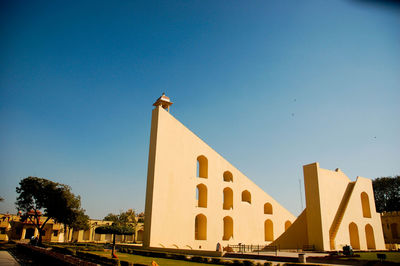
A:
252;250;330;257
0;251;19;266
227;251;348;265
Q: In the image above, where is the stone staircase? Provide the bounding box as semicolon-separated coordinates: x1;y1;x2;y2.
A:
329;182;355;250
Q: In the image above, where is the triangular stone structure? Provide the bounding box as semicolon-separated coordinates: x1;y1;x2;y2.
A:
143;96;386;251
272;163;385;251
143;103;295;250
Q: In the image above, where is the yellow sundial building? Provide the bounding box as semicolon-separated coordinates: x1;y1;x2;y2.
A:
143;94;385;251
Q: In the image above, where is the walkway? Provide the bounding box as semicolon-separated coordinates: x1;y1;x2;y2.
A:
225;251;349;265
0;251;19;266
253;251;330;257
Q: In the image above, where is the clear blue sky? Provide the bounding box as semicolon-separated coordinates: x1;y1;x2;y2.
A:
1;0;399;219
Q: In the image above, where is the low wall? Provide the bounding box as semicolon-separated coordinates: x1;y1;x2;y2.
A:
386;243;400;251
118;244;223;257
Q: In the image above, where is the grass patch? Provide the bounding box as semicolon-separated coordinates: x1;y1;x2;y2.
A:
88;250;221;266
339;252;400;263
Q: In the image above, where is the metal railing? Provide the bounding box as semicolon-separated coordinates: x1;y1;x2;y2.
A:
226;244;278;255
226;244;315;254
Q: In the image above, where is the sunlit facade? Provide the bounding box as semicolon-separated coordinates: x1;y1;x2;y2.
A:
143;94;385;251
0;213;144;244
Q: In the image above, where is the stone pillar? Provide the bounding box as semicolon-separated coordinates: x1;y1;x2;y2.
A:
134;228;138;242
67;228;73;242
89;227;94;241
20;228;26;240
77;230;83;242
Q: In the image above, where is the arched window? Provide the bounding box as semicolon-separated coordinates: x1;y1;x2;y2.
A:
25;228;35;239
284;221;292;231
361;192;371;218
195;214;207;240
223;216;233;240
390;223;398;239
264;203;273;214
223;171;233;182
348;222;360;249
264;219;273;241
94;232;101;241
365;224;376;249
241;190;251;204
196;184;207;208
223;187;233;210
197;155;208;178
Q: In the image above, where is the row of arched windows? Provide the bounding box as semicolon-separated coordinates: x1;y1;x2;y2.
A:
348;193;375;250
198;155;373;216
197;155;375;246
196;155;274;212
197;155;233;182
196;183;274;213
195;214;292;241
196;215;376;245
349;222;376;249
195;155;286;242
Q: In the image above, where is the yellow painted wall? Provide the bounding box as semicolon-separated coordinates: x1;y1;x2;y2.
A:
0;214;141;244
303;163;325;250
70;219;141;243
143;97;386;252
0;218;11;241
333;176;385;250
313;165;353;250
381;211;400;244
144;106;296;250
301;163;385;251
270;163;385;251
271;209;308;249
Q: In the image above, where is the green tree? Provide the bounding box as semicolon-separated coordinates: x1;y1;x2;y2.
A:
63;208;90;242
104;209;137;225
372;175;400;212
137;212;144;223
96;209;137;258
15;176;89;245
